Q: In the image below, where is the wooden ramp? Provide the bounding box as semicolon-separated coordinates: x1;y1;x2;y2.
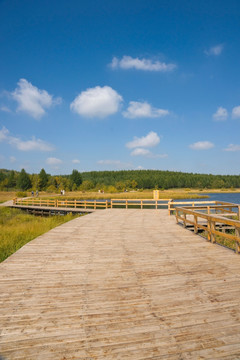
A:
1;209;240;359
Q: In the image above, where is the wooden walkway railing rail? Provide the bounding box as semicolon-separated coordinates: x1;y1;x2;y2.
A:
175;203;240;253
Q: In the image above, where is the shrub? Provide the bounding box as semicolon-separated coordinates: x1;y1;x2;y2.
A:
16;191;28;198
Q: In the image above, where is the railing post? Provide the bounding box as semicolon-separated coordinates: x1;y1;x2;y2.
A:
84;200;87;209
238;206;240;220
194;215;198;234
207;219;211;241
236;227;240;254
176;209;179;223
211;221;216;243
168;199;173;216
126;200;128;209
155;200;157;209
183;213;186;228
94;200;96;210
105;200;108;209
207;206;210;215
111;199;113;209
141;200;143;209
74;199;77;208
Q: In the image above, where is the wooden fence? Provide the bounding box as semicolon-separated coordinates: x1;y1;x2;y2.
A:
13;197;224;213
175;203;240;253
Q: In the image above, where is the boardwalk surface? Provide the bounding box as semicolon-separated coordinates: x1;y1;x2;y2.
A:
1;209;240;359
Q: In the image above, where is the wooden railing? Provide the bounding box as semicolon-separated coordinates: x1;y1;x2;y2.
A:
13;198;235;215
175;203;240;253
110;199;172;211
13;198;110;210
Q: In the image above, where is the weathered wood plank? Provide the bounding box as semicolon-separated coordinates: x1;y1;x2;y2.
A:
1;209;240;359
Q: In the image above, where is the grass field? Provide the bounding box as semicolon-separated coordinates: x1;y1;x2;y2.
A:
40;189;209;200
0;191;17;203
0;207;80;263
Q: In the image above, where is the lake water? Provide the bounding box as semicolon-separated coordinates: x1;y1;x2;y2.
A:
203;192;240;204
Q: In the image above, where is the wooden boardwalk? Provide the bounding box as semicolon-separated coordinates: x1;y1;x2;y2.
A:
1;209;240;359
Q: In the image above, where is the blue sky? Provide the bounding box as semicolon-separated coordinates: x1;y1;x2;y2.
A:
0;0;240;175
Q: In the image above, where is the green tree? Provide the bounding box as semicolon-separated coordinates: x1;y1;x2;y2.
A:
39;168;48;190
17;169;32;190
70;169;82;187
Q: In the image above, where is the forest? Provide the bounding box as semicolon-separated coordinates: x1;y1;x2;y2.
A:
0;168;240;192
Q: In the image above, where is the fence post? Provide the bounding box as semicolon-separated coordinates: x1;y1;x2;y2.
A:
168;199;173;216
155;200;157;209
111;199;113;209
207;219;211;241
183;213;187;228
236;228;240;254
207;206;210;215
126;200;128;209
238;206;240;220
94;200;96;210
141;200;143;209
194;215;198;234
211;221;216;243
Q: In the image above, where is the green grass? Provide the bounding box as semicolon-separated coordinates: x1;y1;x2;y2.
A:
0;207;80;263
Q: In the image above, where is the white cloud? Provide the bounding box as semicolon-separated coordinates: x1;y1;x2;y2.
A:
126;131;160;149
46;157;62;165
110;56;176;72
0;126;9;141
205;44;224;56
10;156;16;163
189;141;214;150
232;106;240;119
9;137;54;151
131;148;167;158
224;144;240;152
11;78;61;119
0;106;12;113
0;126;54;151
72;159;80;164
213;106;228;121
70;86;123;118
123;101;169;119
131;148;151;156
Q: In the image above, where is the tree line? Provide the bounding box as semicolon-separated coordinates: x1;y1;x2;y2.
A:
1;168;240;192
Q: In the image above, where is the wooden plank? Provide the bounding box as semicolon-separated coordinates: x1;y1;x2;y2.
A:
1;209;240;359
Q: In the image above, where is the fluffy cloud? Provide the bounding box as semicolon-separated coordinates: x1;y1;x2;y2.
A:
72;159;80;164
232;106;240;119
46;157;62;165
131;148;151;156
126;131;160;149
11;78;61;119
0;106;12;113
224;144;240;152
70;86;123;118
213;107;228;121
0;126;54;151
189;141;214;150
205;44;224;56
130;148;167;158
123;101;169;119
110;56;176;72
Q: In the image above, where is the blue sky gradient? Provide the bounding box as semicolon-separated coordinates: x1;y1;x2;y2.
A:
0;0;240;174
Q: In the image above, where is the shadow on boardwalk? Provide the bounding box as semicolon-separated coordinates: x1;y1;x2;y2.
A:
1;209;240;359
